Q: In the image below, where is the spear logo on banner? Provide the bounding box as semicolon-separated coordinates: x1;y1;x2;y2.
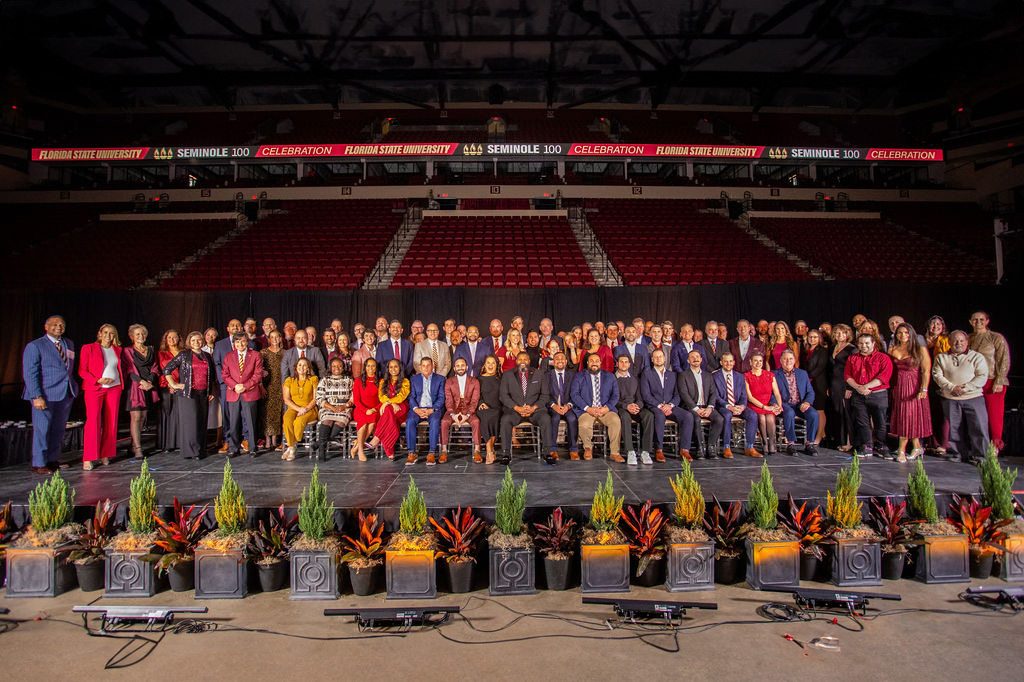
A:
463;143;483;156
768;147;788;160
154;147;174;160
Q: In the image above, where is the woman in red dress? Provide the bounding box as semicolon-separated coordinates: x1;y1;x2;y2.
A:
767;321;799;371
745;353;783;455
369;358;410;460
495;329;526;372
888;322;932;463
350;357;381;461
578;328;614;373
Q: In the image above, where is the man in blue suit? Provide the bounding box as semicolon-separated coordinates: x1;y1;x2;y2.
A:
213;318;257;453
546;352;578;460
452;325;487;377
22;315;79;474
613;326;649;374
406;357;446;466
713;353;760;459
571;354;623;462
773;349;819;456
639;348;694;462
376;319;415;377
671;324;705;373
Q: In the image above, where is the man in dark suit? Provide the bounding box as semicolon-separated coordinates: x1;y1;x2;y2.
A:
729;319;766;374
614;355;653;465
678;349;724;459
639;348;693;462
713;353;760;459
499;351;552;463
486;318;505;355
671;324;705;373
773;349;819;456
375;319;415;377
405;357;446;465
280;329;327;380
453;325;487;377
571;354;623;462
214;318;258;453
538;318;559;351
614;326;649;374
700;320;728;372
546;352;577;460
22;315;79;474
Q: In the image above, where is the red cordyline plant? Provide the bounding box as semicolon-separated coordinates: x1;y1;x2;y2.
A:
870;497;919;551
778;493;832;560
145;497;208;574
703;495;744;554
341;510;387;565
429;507;484;563
947;494;1011;553
621;500;667;577
533;507;577;556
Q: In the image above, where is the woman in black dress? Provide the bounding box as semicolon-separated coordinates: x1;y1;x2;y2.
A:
476;355;502;464
163;331;218;460
802;329;829;445
122;324;160;459
827;323;856;451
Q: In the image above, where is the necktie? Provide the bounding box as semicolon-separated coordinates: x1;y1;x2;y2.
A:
520;370;528;396
494;338;500;353
300;349;305;359
557;372;563;396
592;374;600;407
431;342;439;370
55;340;67;369
394;340;400;361
238;352;245;373
726;371;735;405
711;339;716;353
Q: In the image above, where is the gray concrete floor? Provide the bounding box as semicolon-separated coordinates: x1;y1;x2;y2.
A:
2;577;1020;680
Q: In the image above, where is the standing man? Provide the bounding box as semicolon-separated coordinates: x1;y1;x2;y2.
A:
351;322;366;349
678;349;723;459
375;319;415;377
794;320;809;352
440;358;481;463
614;355;654;466
281;329;327;380
671;324;705;373
932;330;990;463
845;333;893;459
405;357;446;466
221;332;263;457
614;325;649;374
968;311;1010;453
214;319;256;453
414;323;452;377
499;351;552;464
487;318;505;355
604;323;621;349
453;325;486;377
256;317;277;350
281;321;298;349
640;348;693;462
546;352;578;460
571;354;623;462
714;353;759;458
374;316;389;343
729;319;765;374
773;349;819;456
701;321;727;372
322;329;341;365
539;318;558;350
22;315;79;474
442;319;458;347
244;318;260;347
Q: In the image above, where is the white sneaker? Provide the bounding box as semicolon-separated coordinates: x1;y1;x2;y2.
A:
640;451;653;465
627;451;638;466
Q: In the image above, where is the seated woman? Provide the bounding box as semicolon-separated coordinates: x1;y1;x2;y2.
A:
351;357;381;461
745;353;783;455
495;328;526;372
374;358;410;460
476;355;502;464
282;357;318;461
314;358;354;460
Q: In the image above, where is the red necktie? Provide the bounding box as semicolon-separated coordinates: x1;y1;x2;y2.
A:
300;349;305;358
520;370;528;396
494;338;500;353
726;372;735;405
394;340;400;361
55;340;68;369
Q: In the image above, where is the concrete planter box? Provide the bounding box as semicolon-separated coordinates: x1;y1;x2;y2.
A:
5;546;76;598
580;544;630;593
488;545;536;596
194;546;249;599
999;534;1024;582
831;537;882;587
745;539;799;591
105;548;165;598
385;549;437;599
915;534;970;584
665;541;716;592
290;549;340;600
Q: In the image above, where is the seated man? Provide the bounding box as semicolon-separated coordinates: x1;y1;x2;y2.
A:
570;353;623;462
932;330;990;463
640;349;694;462
773;349;819;456
405;357;446;466
844;334;893;459
677;349;724;459
614;355;654;466
499;351;552;463
546;352;578;460
439;358;481;463
713;352;759;458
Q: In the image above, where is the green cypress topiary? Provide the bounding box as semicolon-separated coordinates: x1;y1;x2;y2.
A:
298;465;334;541
495;467;527;535
28;470;75;532
907;459;938;523
128;460;157;535
399;476;427;536
214;460;248;535
589;471;624;532
827;457;863;529
978;442;1018;521
669;460;704;529
747;462;778;530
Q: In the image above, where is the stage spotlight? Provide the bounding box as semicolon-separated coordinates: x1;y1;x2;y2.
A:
963;585;1024;610
582;597;717;626
324;606;460;631
72;606;208;633
781;587;900;614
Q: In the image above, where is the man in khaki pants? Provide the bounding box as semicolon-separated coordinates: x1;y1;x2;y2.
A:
571;353;623;462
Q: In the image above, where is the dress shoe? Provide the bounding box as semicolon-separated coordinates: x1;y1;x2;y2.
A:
679;449;692;462
426;452;436;466
804;443;818;457
548;450;559;461
241;440;249;451
786;444;798;456
706;447;718;460
583;448;593;460
570;451;580;461
746;448;762;458
473;450;483;463
654;449;666;463
609;453;625;463
32;466;51;475
438;452;447;464
407;452;419;465
721;448;734;459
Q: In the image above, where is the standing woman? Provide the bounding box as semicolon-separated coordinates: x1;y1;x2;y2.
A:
857;319;885;350
968;311;1010;452
579;328;614;372
745;353;783;455
333;333;354;376
802;329;829;446
924;315;951;454
351;357;381;461
351;329;377;380
562;331;581;368
496;328;526;372
122;324;159;459
281;357;318;461
201;327;222;446
767;321;800;370
156;330;184;453
828;324;856;452
476;355;502;464
374;358;410;460
314;358;353;460
163;331;218;460
260;330;286;452
888;322;932;463
79;324;124;470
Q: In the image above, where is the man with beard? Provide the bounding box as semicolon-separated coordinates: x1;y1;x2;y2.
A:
546;351;577;460
453;325;487;377
614;354;653;466
571;353;623;462
499;351;551;464
440;357;482;463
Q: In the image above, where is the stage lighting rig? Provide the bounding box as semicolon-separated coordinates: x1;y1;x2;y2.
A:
782;587;900;616
72;605;208;634
582;597;717;627
323;606;460;631
963;585;1024;610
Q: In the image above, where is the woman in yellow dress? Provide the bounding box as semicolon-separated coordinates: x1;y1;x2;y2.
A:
282;357;318;461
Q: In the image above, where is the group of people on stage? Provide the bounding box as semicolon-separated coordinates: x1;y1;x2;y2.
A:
21;310;1009;473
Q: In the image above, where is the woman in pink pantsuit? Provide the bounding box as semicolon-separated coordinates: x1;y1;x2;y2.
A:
79;324;125;470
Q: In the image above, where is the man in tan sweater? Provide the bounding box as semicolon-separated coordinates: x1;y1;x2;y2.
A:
968;311;1010;452
932;330;989;463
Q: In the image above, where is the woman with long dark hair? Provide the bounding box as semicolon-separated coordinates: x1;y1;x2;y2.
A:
476;354;502;464
828;323;856;452
375;358;410;459
351;357;381;461
888;322;932;463
156;329;184;453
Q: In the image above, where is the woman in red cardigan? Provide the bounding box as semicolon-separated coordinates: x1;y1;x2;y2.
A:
78;323;125;470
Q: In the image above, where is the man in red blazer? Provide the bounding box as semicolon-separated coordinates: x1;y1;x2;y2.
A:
221;332;264;457
439;358;481;463
728;319;767;374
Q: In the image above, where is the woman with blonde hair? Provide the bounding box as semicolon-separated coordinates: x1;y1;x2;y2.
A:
122;323;160;459
495;328;526;372
767;321;799;371
79;324;124;470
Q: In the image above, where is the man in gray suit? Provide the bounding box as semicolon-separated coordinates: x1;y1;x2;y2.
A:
413;323;452;377
281;329;327;380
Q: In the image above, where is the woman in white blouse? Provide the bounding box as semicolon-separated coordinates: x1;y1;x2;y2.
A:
78;323;125;470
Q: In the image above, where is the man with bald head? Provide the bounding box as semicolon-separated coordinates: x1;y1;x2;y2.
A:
256;317;277;350
932;330;990;463
214;318;257;452
487;318;505;355
538;318;558;350
23;315;79;474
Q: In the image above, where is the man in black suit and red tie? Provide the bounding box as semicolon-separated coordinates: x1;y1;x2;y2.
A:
700;320;727;372
499;351;551;464
487;318;505;355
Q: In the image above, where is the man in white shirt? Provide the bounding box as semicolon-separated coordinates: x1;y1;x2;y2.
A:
613;326;649;373
453;325;486;377
539;317;558;350
677;350;723;459
440;358;481;462
414;323;452;377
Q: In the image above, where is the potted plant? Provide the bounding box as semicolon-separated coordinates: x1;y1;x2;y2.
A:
195;461;251;598
978;443;1024;581
489;467;535;595
386;477;437;599
870;497;917;580
947;494;1011;579
534;508;577;591
704;495;746;584
249;504;298;592
744;462;798;590
907;460;969;583
779;493;831;581
342;510;387;596
664;463;715;591
621;500;667;587
67;499;117;591
826;458;882;586
6;471;79;598
580;471;629;593
431;507;484;593
147;497;208;592
106;461;163;597
291;465;340;599
0;501;22;589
